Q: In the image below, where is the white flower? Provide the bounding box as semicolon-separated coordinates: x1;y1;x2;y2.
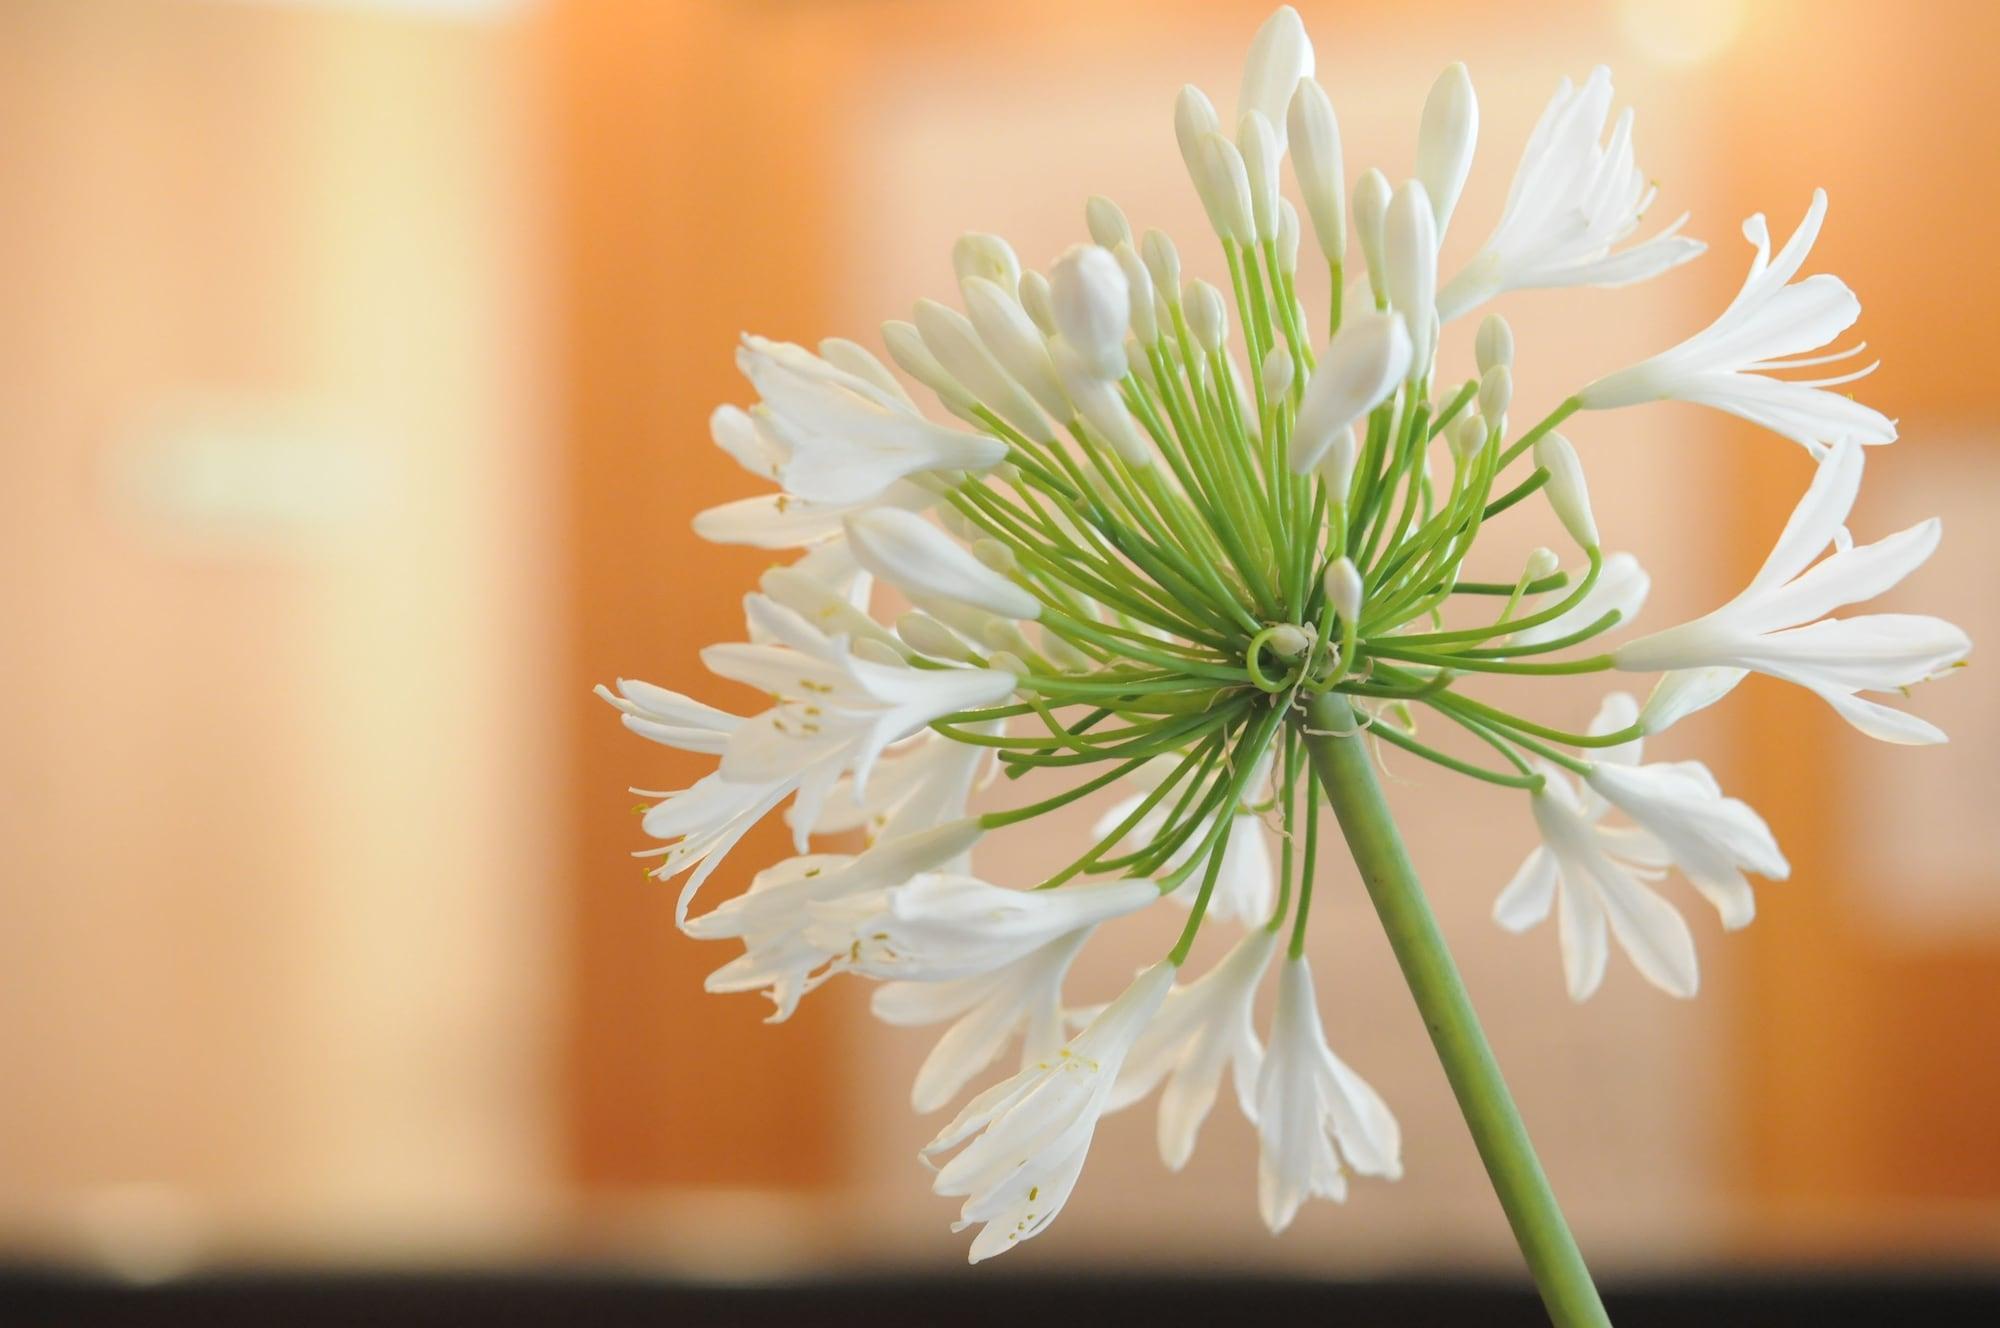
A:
874;930;1091;1114
1508;550;1650;649
735;335;1009;504
790;725;994;844
1576;190;1895;450
1094;756;1276;924
1255;954;1402;1233
1584;757;1789;931
695;406;936;549
1616;438;1969;743
1109;928;1278;1170
1439;67;1703;321
690;818;989;1020
806;875;1159;984
1289;308;1413;471
925;961;1175;1262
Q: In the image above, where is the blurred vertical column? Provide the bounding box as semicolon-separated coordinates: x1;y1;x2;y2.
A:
0;0;559;1259
547;0;850;1202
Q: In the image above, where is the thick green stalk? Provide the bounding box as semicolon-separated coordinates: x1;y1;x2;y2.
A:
1299;692;1611;1328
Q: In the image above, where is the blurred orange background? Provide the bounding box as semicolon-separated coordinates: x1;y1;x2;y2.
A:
3;0;1996;1285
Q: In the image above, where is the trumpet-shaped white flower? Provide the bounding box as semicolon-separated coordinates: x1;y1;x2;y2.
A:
1095;756;1276;924
1110;928;1278;1170
925;961;1174;1262
875;930;1092;1114
1439;68;1704;321
1584;757;1789;931
695;405;935;549
735;335;1009;504
791;724;994;844
807;875;1158;984
1576;190;1895;450
1255;955;1402;1233
1616;438;1969;743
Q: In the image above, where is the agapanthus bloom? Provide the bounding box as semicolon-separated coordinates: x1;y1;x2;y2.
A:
600;4;1967;1299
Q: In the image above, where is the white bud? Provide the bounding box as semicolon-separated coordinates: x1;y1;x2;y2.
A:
882;318;977;417
961;276;1070;420
1049;244;1131;381
1265;623;1312;660
846;509;1043;621
1325;557;1364;624
1314;424;1358;502
952;233;1020;297
1018;270;1058;336
985;652;1029;689
1352;168;1392;306
914;297;1056;443
1039;624;1094;672
1141;229;1182;305
971;538;1018;575
1261;345;1295;398
981;618;1039;661
1275;199;1301;275
1383;179;1439;381
1175;83;1221;167
1184;279;1228;354
1478;364;1513;422
1190;131;1255;244
1236;111;1282;243
818;337;916;410
1535;432;1599;549
1050;336;1152;467
1290;308;1412;471
1114;242;1158;346
1475;313;1514;374
1448;409;1487;463
1525;546;1561;581
1237;4;1314;150
937;502;978;542
851;637;906;668
897;610;974;662
1085;195;1131;250
1287;77;1346;264
1416;63;1478;239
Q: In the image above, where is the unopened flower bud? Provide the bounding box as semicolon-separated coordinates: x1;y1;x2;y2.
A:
1141;229;1182;305
1039;624;1094;672
1290;308;1411;471
971;538;1018;575
882;318;977;416
1525;546;1561;581
1049;244;1131;380
1535;431;1600;549
818;336;916;410
1114;242;1158;345
1288;76;1346;264
981;618;1039;661
1315;424;1358;502
1237;111;1281;242
1050;336;1152;467
1448;409;1487;462
1019;269;1058;336
1174;83;1221;169
1261;345;1295;398
984;650;1029;682
1478;364;1513;422
1383;179;1439;380
1416;62;1478;238
1475;313;1514;374
1275;199;1301;275
1265;623;1313;660
1085;195;1131;249
1352;169;1392;304
962;276;1069;419
914;297;1056;443
897;611;973;662
1185;280;1228;354
847;508;1043;621
1325;557;1364;624
952;233;1020;297
852;637;907;668
1237;4;1313;149
1191;131;1255;244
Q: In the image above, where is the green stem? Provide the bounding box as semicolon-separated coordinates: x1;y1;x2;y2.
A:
1298;693;1611;1328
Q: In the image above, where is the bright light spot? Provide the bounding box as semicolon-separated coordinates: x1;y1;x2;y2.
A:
1618;0;1745;66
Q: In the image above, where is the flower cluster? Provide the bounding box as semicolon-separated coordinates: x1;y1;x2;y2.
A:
602;6;1968;1261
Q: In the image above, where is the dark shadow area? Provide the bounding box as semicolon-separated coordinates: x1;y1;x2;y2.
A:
3;1269;1997;1327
